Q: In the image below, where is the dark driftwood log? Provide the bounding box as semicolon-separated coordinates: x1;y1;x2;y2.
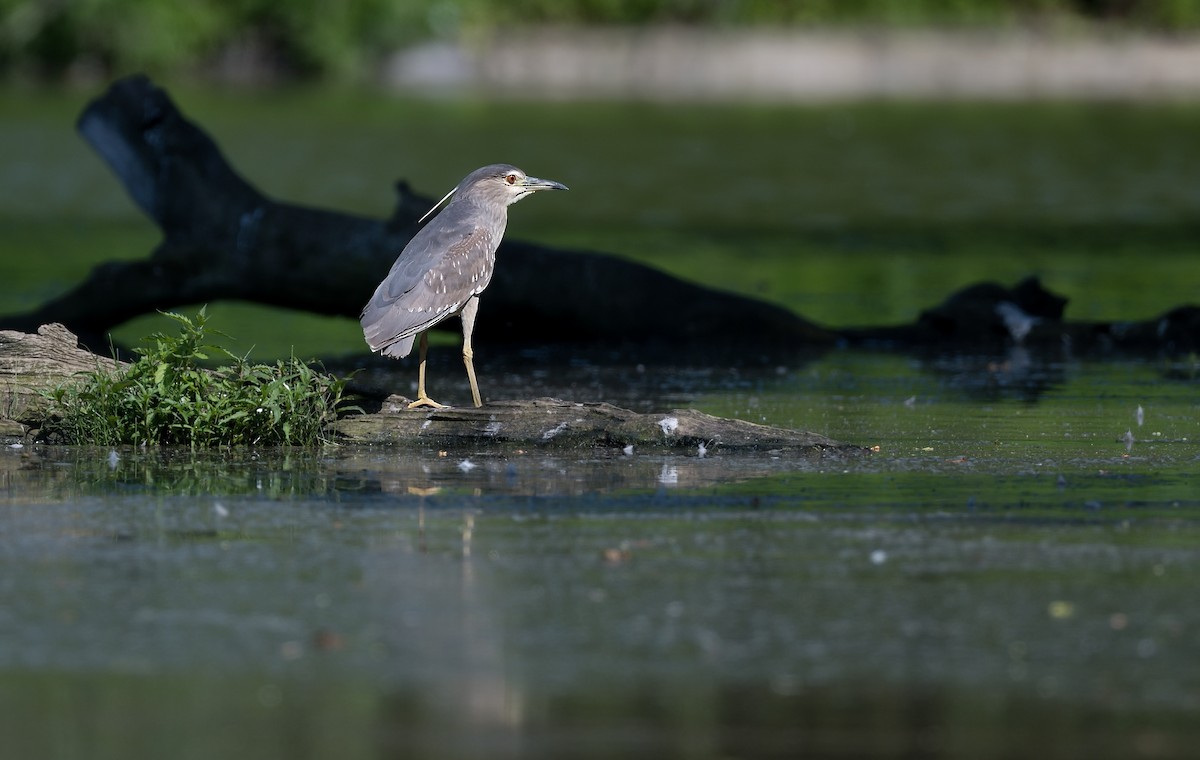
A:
1;75;1192;359
0;74;832;358
841;276;1200;356
0;324;860;454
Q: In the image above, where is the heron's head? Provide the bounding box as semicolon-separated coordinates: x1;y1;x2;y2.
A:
459;164;569;207
417;164;568;224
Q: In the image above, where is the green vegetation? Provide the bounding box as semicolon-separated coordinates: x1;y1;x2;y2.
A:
3;0;1198;82
43;308;353;447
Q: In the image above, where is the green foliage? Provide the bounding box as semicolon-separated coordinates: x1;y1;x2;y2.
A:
43;308;354;447
0;0;431;80
2;0;1199;82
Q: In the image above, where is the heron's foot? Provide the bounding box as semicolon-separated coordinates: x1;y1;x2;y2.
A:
407;396;448;410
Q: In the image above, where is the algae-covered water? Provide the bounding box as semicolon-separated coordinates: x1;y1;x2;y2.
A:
4;352;1198;759
2;88;1200;757
3;369;1199;759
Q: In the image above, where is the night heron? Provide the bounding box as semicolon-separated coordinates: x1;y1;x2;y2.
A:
361;164;568;408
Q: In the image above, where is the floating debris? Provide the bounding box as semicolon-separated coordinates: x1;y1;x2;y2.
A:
1047;600;1075;619
313;629;345;652
602;546;631;564
457;459;476;472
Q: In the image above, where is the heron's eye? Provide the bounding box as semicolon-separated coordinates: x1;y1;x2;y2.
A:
505;174;518;185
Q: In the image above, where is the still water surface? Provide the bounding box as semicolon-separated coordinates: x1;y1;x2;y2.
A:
3;351;1198;758
2;90;1199;757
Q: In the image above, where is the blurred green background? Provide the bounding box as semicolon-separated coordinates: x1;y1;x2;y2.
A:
4;0;1200;82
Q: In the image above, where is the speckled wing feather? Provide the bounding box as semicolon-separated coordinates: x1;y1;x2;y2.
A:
360;209;499;358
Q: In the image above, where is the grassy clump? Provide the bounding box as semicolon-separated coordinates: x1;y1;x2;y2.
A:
44;309;353;447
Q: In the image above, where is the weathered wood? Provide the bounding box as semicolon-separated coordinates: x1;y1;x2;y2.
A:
0;325;861;453
331;395;857;453
0;324;123;434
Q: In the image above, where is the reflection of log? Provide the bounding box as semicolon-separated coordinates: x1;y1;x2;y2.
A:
1;444;845;501
0;324;860;454
331;396;852;453
0;74;832;357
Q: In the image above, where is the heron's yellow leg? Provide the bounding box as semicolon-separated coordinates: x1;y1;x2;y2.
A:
408;332;447;409
460;297;483;408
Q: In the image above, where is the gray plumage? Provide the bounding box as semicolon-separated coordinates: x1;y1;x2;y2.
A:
361;163;567;408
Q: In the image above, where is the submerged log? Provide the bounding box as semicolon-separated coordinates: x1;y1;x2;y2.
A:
0;74;831;357
0;324;860;454
331;395;853;453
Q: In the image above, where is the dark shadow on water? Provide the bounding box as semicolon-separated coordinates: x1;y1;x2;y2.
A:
1;669;1195;759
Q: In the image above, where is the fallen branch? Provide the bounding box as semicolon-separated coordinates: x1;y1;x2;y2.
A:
2;75;1193;360
0;74;831;358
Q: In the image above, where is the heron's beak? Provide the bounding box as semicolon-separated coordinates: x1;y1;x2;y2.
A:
521;176;569;192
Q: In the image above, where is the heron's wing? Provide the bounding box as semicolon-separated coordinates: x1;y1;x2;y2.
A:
360;215;498;355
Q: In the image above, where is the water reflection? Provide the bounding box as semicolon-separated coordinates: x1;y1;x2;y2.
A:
2;445;841;504
922;346;1069;403
3;351;1200;759
2;477;1197;759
